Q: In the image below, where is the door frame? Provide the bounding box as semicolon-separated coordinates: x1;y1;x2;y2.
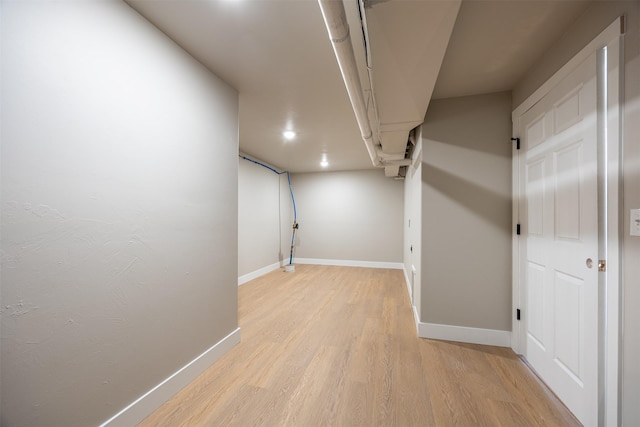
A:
511;17;624;427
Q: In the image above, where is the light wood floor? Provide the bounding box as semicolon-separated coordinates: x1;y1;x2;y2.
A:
139;264;580;426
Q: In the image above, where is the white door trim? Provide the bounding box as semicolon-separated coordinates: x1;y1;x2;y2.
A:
511;16;624;427
512;18;624;119
602;28;623;427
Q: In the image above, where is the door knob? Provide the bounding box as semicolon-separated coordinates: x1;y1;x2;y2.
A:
586;258;593;269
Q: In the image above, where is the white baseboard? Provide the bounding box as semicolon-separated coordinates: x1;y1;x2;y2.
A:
417;322;511;348
402;266;412;302
401;266;422;335
238;261;281;285
99;328;241;427
402;266;421;335
295;258;403;270
413;305;420;335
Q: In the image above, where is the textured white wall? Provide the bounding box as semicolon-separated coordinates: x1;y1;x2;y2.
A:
420;92;513;331
292;169;403;263
1;1;239;425
238;157;293;277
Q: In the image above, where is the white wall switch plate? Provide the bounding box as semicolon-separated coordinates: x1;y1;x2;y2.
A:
631;209;640;236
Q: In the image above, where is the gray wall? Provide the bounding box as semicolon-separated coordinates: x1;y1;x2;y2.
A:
238;157;292;276
1;1;239;426
513;2;640;424
420;92;512;331
403;135;422;315
292;169;403;263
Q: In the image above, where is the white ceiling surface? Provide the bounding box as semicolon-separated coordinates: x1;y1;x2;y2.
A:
127;0;372;173
127;0;591;173
432;0;592;100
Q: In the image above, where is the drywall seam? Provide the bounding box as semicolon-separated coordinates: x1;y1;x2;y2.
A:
295;258;403;270
99;328;241;427
418;323;511;348
238;262;282;286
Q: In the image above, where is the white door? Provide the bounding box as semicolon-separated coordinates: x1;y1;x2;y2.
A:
519;52;598;426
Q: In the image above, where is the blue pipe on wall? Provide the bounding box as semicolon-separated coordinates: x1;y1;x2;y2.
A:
240;155;298;265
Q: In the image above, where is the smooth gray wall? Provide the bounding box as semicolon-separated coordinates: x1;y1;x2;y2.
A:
513;2;640;424
1;1;239;426
292;169;403;263
403;135;422;315
238;157;292;276
420;92;512;331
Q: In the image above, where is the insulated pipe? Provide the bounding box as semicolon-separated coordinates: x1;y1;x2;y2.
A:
318;0;382;167
358;0;381;128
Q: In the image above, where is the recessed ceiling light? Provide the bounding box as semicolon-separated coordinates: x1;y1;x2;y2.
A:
320;160;329;168
283;130;296;140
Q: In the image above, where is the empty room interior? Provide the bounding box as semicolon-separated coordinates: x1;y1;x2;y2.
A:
1;0;639;426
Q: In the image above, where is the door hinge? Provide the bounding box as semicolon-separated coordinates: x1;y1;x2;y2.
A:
511;137;520;150
517;308;521;321
598;260;606;272
516;224;521;235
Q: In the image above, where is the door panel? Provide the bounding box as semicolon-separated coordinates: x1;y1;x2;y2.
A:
553;85;583;134
526;160;545;235
525;114;546;149
554;271;583;381
554;142;582;240
527;262;545;346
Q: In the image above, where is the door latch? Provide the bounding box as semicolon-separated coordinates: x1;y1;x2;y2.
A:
598;260;606;272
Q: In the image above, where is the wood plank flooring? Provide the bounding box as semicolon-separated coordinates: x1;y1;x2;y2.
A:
139;264;580;426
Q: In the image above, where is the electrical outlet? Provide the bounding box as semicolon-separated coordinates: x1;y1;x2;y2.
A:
631;209;640;237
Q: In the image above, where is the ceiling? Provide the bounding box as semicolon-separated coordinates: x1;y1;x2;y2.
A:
126;0;592;173
432;0;592;100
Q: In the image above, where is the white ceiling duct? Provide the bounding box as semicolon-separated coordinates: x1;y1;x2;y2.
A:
318;0;382;167
318;0;461;177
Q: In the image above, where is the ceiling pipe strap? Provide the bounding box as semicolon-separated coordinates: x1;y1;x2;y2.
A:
382;158;412;166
